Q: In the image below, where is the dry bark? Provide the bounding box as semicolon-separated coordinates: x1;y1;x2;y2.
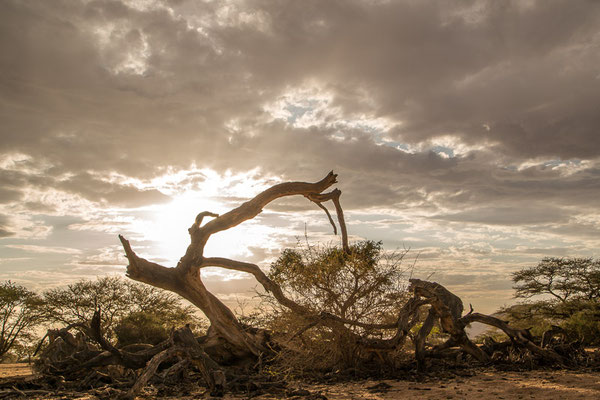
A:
409;279;491;364
119;172;352;358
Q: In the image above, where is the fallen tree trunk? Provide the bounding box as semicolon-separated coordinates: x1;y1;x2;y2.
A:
409;279;491;364
31;285;579;396
35;311;226;397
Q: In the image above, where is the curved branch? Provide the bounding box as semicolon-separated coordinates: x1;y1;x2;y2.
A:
200;171;338;238
310;200;337;235
189;211;219;233
201;257;405;331
306;189;349;253
176;171;342;273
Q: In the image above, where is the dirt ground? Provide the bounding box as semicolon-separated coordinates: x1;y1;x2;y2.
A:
0;364;33;378
271;370;600;400
1;364;599;399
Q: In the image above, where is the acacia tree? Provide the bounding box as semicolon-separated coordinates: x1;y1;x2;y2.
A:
261;240;411;369
0;281;44;361
512;257;600;303
268;241;409;323
43;276;199;340
506;257;600;344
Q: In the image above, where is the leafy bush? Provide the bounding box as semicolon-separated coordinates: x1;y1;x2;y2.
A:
43;276;201;343
261;240;412;372
114;311;171;346
562;307;600;346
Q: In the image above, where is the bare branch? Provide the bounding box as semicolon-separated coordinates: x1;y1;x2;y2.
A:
309;200;337;235
306;189;349;253
118;235;180;293
201;256;401;330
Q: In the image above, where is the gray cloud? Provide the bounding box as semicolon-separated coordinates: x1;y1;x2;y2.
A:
2;0;598;177
1;0;599;310
57;172;171;207
435;205;571;226
1;0;597;214
0;214;14;238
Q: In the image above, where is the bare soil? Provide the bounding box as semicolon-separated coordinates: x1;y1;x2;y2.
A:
269;370;600;400
0;364;33;378
1;364;599;399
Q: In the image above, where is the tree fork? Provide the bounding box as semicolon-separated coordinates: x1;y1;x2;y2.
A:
119;172;350;357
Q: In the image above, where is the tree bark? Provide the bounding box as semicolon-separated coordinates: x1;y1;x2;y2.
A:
409;279;491;363
119;172;350;358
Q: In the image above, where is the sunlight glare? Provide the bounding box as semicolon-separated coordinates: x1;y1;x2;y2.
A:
137;168;288;268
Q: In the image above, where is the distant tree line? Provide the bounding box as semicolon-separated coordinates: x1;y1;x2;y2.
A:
0;277;201;362
1;256;599;366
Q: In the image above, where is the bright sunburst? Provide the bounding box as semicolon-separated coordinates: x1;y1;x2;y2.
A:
134;168;287;269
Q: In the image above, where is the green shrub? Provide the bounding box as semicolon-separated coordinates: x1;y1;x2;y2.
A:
262;240;412;372
562;309;600;346
114;311;171;346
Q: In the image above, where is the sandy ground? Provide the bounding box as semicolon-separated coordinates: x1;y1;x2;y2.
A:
1;364;599;399
0;364;33;378
265;370;600;400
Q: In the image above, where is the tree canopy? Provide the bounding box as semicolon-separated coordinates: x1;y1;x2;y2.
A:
512;257;600;303
0;281;44;361
42;276;200;341
505;257;600;344
269;240;410;324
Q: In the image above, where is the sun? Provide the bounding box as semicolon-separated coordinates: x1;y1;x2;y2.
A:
146;191;221;266
136;169;286;269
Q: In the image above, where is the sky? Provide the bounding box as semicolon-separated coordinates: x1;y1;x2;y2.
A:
1;0;599;314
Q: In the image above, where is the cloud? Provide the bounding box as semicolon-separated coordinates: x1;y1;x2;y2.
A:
5;244;82;254
2;0;597;179
0;0;599;312
56;172;171;207
0;214;14;237
0;228;14;238
434;206;571;226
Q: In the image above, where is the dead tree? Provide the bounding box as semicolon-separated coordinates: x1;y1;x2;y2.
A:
119;172;350;362
115;172;577;383
118;173;571;367
9;172;589;398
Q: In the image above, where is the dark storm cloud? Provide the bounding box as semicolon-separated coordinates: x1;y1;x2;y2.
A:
0;0;599;240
